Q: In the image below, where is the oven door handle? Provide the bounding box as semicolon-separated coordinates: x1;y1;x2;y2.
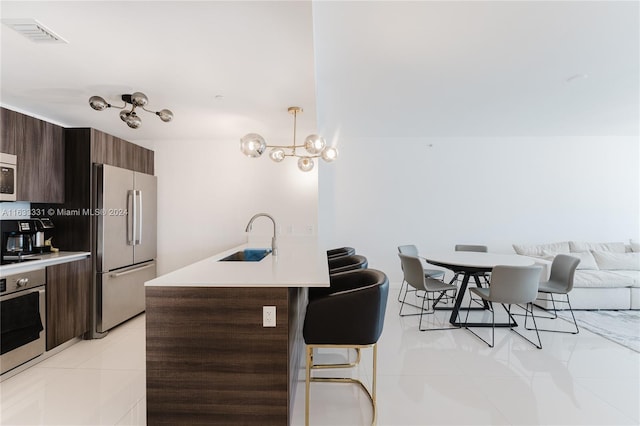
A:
0;286;45;302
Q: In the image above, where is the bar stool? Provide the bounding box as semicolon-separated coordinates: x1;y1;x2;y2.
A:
326;246;356;259
328;254;368;275
303;268;389;426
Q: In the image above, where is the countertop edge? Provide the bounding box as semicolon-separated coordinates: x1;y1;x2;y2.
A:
146;239;330;288
0;252;91;275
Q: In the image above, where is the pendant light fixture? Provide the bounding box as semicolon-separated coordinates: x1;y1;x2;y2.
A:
89;92;173;129
240;106;337;172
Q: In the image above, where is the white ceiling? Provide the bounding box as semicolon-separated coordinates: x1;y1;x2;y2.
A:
1;1;319;143
1;1;638;146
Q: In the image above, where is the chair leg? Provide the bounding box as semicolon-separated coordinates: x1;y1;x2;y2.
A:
305;346;312;426
565;295;580;334
372;343;378;425
527;293;579;334
399;286;441;319
419;289;459;332
399;286;425;317
463;295;495;347
418;293;427;330
508;303;542;349
397;279;407;302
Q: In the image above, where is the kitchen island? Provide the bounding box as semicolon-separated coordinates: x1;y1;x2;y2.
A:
145;238;329;425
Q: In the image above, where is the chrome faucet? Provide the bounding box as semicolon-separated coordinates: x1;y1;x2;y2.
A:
245;213;278;256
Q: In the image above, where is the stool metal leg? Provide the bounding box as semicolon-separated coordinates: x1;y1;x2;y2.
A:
305;343;377;425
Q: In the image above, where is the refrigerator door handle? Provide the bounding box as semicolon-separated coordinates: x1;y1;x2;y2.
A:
135;190;143;245
127;190;135;245
109;262;155;278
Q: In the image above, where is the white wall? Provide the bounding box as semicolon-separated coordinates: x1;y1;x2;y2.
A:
150;138;318;275
318;136;640;283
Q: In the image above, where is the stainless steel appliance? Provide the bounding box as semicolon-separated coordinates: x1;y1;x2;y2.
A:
0;153;17;202
1;219;54;262
0;268;46;375
33;218;54;251
93;164;157;336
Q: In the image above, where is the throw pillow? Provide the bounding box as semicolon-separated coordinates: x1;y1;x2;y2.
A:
567;251;599;270
569;241;626;253
631;239;640;253
540;250;559;261
591;251;640;271
512;241;570;258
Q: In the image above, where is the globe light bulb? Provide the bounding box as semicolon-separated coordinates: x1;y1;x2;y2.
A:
157;109;173;122
126;112;142;129
304;134;326;155
89;96;109;111
240;133;267;158
269;148;286;162
321;146;338;162
131;92;148;107
297;157;314;172
119;110;130;122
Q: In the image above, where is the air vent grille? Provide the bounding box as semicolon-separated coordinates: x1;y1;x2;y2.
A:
2;19;68;44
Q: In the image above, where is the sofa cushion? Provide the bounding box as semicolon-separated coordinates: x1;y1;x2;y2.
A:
573;270;637;288
591;251;640;271
612;271;640;287
567;251;599;270
569;241;626;253
512;241;570;257
631;240;640;253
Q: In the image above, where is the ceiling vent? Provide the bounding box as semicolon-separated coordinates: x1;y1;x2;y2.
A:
2;19;68;44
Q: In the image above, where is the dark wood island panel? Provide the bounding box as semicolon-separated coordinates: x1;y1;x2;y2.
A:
146;286;307;425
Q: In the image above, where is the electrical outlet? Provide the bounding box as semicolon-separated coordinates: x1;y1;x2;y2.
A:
263;306;276;327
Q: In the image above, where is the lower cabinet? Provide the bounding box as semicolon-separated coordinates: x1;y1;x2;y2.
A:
46;258;91;351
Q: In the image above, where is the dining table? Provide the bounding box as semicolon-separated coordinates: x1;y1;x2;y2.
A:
422;252;536;327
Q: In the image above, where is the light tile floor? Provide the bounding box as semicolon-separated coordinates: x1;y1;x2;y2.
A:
1;289;639;425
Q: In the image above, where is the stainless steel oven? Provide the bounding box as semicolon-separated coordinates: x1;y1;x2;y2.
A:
0;153;17;202
0;268;46;375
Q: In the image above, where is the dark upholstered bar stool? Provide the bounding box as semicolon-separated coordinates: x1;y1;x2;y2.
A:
309;255;369;301
328;254;368;274
326;246;356;259
303;268;389;426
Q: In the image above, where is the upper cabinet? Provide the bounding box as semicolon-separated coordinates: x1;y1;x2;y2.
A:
0;108;20;154
0;107;65;203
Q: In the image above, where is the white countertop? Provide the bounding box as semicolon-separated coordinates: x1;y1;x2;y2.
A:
0;251;91;275
146;237;330;288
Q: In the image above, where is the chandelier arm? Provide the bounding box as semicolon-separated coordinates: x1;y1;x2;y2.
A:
266;144;304;149
282;153;320;159
110;101;127;110
141;106;164;115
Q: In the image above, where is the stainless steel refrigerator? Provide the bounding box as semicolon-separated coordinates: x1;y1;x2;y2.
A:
93;164;157;336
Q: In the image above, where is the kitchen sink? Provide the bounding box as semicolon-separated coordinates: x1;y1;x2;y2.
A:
218;249;271;262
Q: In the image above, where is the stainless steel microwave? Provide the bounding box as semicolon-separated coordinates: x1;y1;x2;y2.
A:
0;153;17;202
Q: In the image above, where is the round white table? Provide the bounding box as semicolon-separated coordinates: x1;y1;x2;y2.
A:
422;252;535;327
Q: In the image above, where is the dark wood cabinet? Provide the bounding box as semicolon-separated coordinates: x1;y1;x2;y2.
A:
90;129;154;173
0;107;65;203
46;258;91;351
146;286;306;425
1;107;20;154
46;128;154;252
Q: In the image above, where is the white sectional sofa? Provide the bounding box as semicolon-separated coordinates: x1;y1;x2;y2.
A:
512;241;640;310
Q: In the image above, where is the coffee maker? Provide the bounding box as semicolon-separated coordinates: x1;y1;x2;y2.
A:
32;218;54;252
1;218;55;261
